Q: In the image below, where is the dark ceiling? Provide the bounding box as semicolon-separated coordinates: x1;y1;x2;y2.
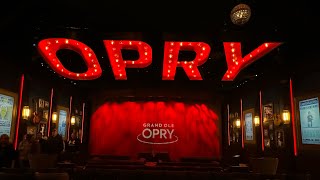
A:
1;0;318;93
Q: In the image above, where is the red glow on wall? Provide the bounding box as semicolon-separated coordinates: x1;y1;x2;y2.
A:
222;42;282;81
38;38;102;80
290;79;298;156
103;40;152;80
67;96;72;141
259;90;264;151
47;88;54;137
240;99;244;149
162;42;211;80
90;101;220;161
81;103;85;143
227;104;230;146
14;74;24;150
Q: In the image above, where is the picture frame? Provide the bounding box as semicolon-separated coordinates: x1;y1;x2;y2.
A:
0;88;18;143
27;126;37;136
75;115;81;127
56;106;70;139
38;122;47;137
263;103;273;122
44;101;49;108
243;108;256;144
43;110;49;121
32;97;50;124
275;129;285;148
295;93;320;152
264;138;271;148
269;122;274;130
270;132;274;141
235;132;239;142
264;129;269;137
39;98;45;109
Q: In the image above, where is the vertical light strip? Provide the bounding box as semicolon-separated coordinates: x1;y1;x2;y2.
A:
47;88;53;137
241;99;244;149
67;96;72;141
81;102;85;143
259;90;265;151
14;74;24;150
290;79;298;156
227;104;230;146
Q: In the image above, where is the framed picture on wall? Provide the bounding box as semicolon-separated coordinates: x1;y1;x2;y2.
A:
38;122;47;137
32;97;50;124
263;103;273;122
236;132;239;142
75;115;81;127
44;101;49;108
275;129;285;148
39;99;49;109
0;88;18;143
43;110;49;121
264;139;271;148
270;132;274;141
269;123;274;130
27;126;37;136
243;108;256;144
295;93;320;152
39;99;44;109
232;133;236;142
299;97;320;144
57;106;69;140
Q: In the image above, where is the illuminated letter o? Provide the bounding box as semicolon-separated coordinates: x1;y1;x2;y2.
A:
142;128;152;139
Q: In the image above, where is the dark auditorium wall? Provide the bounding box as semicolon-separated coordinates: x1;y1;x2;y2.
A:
222;72;294;169
223;71;320;173
292;71;320;174
0;52;88;143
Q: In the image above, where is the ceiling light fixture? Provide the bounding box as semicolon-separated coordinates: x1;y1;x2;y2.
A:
230;3;251;25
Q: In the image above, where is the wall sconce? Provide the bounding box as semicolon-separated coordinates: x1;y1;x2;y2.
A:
22;106;30;120
71;116;76;125
52;112;57;123
254;116;260;126
235;119;241;128
282;110;290;124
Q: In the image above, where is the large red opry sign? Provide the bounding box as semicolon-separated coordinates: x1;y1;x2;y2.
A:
38;38;282;81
